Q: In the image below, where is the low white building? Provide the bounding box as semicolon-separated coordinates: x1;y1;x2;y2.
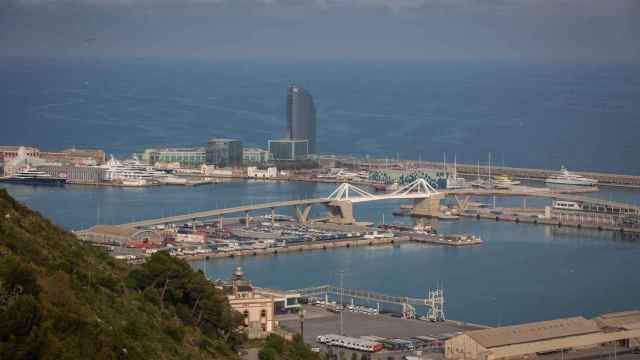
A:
247;166;278;179
201;164;234;177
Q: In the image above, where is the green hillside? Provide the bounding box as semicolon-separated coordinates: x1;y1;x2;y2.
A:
0;189;245;359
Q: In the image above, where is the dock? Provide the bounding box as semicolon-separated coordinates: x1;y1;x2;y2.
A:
407;233;483;246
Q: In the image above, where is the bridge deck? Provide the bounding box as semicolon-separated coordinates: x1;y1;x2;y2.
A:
124;198;330;228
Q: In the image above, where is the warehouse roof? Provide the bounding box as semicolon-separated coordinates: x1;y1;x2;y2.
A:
595;310;640;331
466;317;601;349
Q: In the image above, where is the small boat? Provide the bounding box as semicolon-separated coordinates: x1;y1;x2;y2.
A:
493;175;521;186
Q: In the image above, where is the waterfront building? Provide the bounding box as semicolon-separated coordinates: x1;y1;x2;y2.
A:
268;139;309;161
1;146;106;175
247;166;278;178
0;146;40;161
445;312;640;360
222;267;275;338
287;85;317;154
243;147;272;164
206;139;243;167
143;147;206;167
200;165;236;177
38;165;105;183
40;148;106;166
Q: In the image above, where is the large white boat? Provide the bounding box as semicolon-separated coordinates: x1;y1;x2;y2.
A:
545;166;598;186
99;156;167;185
0;166;66;186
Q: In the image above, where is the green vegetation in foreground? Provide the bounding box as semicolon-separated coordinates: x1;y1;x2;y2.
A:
0;189;320;359
258;334;320;360
0;188;245;359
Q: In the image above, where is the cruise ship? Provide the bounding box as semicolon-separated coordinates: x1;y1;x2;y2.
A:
99;156;167;186
545;166;598;186
0;166;66;186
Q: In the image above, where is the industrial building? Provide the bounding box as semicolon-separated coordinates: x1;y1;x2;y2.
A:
243;147;272;164
206;138;243;167
286;85;316;154
142;147;206;167
40;148;106;166
38;165;105;183
268;139;309;161
1;146;106;176
445;313;640;360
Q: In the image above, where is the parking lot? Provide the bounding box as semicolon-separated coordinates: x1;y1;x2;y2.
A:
277;305;483;359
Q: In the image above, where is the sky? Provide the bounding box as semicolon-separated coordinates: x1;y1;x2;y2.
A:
1;0;639;62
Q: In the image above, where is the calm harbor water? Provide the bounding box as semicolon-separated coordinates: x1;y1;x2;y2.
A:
2;181;639;326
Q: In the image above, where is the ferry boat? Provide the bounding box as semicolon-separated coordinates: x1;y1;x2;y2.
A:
0;166;66;186
545;166;598;186
552;200;582;211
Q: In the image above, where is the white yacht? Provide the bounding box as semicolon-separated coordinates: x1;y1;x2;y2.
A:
545;166;598;186
99;156;167;185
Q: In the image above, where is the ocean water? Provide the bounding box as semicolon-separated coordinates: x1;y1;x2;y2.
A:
1;57;639;174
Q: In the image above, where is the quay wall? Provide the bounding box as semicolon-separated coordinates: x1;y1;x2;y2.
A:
181;236;410;262
334;158;640;188
462;212;640;234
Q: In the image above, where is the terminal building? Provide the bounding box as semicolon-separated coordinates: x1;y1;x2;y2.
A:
268;139;310;161
445;312;640;360
206;139;243;167
142;147;206;167
243;147;272;164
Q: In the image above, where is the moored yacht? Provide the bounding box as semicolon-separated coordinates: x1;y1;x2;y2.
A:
545;166;598;186
98;156;167;185
0;166;66;186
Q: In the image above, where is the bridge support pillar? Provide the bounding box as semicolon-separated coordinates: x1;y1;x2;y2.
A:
412;193;444;217
245;211;250;228
295;205;312;224
326;201;355;225
453;195;472;212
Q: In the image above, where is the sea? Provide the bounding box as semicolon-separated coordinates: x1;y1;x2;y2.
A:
1;57;640;326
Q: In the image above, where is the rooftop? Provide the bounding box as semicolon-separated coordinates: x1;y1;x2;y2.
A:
466;316;601;349
208;138;240;143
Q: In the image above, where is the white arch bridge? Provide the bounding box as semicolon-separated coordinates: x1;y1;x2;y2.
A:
119;178;441;229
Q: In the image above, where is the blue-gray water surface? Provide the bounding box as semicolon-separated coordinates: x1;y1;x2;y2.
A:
2;181;639;327
1;58;639;174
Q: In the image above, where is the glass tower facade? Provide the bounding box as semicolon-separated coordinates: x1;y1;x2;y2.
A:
287;85;316;154
206;139;243;167
268;139;309;161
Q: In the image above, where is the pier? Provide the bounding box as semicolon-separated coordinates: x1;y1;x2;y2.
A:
292;285;445;321
329;155;640;188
